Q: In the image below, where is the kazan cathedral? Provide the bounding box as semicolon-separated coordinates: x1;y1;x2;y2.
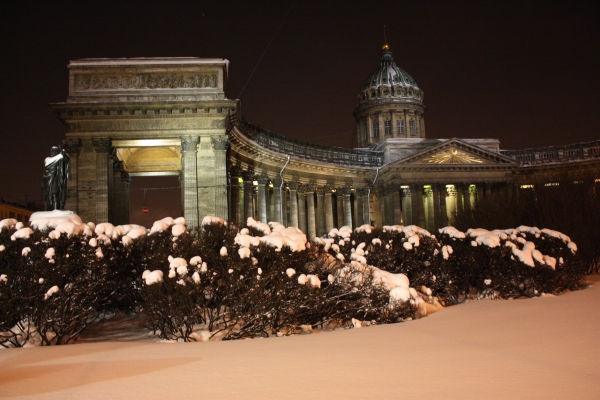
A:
50;44;600;237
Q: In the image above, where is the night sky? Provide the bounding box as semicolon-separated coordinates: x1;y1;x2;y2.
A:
1;1;599;216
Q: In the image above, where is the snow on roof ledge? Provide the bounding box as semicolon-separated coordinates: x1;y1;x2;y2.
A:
69;58;229;67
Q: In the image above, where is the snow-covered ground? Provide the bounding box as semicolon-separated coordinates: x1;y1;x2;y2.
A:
1;274;598;399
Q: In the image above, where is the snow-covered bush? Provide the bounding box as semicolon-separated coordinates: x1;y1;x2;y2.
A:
138;221;417;341
0;212;588;347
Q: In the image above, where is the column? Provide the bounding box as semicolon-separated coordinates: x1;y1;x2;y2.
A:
108;153;118;224
434;184;448;229
111;159;128;225
119;172;131;225
288;181;300;228
335;191;344;228
256;174;270;224
363;188;372;226
297;185;307;233
378;186;387;225
411;184;425;228
342;187;353;228
391;185;402;225
484;182;493;200
229;166;243;225
92;138;111;224
455;183;464;214
62;139;81;213
462;183;471;212
324;186;334;233
316;186;326;236
401;187;411;225
403;110;409;137
241;170;255;225
211;137;228;220
181;136;200;228
271;177;283;223
355;188;365;227
383;186;393;225
281;187;288;226
305;184;316;240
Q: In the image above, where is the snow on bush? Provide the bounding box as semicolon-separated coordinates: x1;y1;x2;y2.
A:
0;213;587;346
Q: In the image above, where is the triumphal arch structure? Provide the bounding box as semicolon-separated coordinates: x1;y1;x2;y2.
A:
51;58;236;227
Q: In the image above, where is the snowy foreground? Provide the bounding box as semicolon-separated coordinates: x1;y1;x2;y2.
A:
0;274;598;399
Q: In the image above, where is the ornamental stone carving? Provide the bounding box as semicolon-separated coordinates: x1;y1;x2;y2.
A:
241;170;256;182
256;174;271;185
423;148;483;164
75;73;218;91
211;136;228;151
340;187;353;196
92;138;111;153
229;165;243;178
301;183;316;193
62;138;81;155
180;137;199;152
355;187;369;196
287;180;301;190
271;177;283;186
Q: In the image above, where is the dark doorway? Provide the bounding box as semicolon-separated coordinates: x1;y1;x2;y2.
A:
129;175;181;228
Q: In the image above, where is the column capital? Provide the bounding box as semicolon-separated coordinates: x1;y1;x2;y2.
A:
211;136;228;151
355;187;369;196
315;186;326;195
120;172;132;187
241;170;255;182
229;165;243;178
340;186;353;196
113;159;124;173
62;138;81;155
181;136;199;152
256;174;271;185
92;138;111;153
287;180;301;190
301;183;316;193
271;176;283;186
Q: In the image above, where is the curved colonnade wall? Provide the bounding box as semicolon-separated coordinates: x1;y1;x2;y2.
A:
228;115;523;238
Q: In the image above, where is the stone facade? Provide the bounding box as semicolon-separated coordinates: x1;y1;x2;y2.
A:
51;55;600;236
51;58;236;227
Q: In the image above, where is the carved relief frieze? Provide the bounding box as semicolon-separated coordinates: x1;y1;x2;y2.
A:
422;148;484;164
75;73;218;91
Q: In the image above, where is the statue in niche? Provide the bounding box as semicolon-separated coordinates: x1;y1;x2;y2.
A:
42;146;71;211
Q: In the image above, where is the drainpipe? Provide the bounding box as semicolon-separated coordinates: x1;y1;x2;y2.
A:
366;167;380;224
279;155;291;223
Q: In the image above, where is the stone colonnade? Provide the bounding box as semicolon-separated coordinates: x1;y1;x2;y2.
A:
228;170;504;238
228;171;375;240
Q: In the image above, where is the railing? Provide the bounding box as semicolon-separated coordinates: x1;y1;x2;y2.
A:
232;115;384;168
500;140;600;165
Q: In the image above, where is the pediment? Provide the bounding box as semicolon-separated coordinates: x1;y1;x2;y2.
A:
391;138;518;167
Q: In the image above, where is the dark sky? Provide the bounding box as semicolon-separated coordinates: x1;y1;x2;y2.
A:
1;0;599;206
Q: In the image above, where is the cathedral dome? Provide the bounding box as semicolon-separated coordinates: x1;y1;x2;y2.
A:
357;47;424;105
353;44;427;148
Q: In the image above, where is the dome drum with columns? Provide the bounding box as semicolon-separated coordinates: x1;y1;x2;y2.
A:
50;46;600;238
354;44;426;147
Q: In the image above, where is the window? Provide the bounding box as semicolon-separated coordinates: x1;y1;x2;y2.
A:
372;121;380;138
384;120;392;136
409;119;415;136
398;119;404;135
